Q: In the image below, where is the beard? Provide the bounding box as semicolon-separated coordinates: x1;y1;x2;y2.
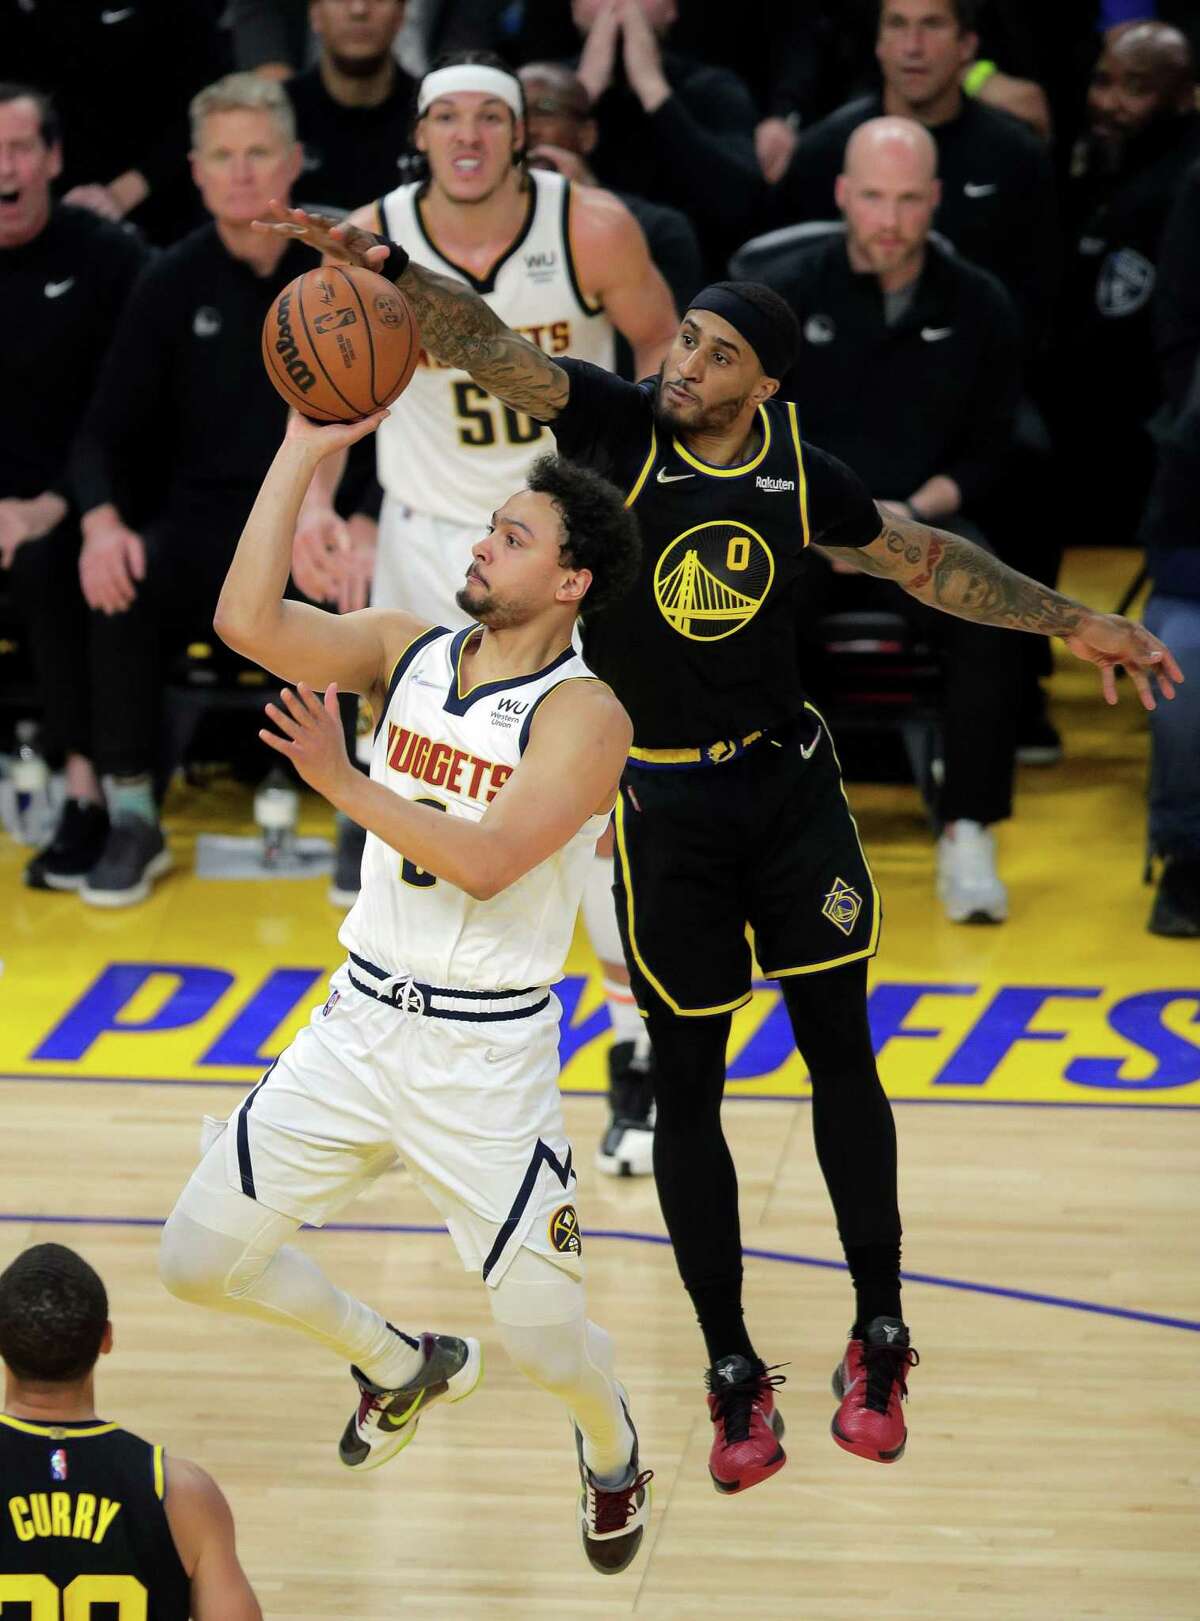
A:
454;581;521;628
653;361;749;436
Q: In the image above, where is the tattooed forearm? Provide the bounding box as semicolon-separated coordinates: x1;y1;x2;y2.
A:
395;262;569;418
821;519;1088;637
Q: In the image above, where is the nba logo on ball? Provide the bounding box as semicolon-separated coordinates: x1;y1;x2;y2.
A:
49;1448;68;1481
262;266;420;423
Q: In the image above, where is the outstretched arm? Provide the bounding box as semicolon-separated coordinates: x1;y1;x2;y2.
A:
818;513;1183;710
256;201;571;420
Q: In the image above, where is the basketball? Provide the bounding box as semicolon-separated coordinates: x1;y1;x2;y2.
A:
261;264;420;422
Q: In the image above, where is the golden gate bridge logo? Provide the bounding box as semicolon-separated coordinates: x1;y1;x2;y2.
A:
653;520;775;641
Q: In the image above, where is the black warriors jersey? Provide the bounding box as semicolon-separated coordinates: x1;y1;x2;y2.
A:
544;360;881;748
0;1414;189;1619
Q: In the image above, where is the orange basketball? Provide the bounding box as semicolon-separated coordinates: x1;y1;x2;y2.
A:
261;264;420;422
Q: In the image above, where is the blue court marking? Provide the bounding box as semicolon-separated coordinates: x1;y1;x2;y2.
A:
1;1211;1196;1335
2;1073;1198;1111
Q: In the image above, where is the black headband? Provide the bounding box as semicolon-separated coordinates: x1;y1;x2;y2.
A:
687;283;797;381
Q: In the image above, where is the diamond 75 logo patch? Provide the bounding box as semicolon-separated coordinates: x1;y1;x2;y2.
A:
822;877;862;936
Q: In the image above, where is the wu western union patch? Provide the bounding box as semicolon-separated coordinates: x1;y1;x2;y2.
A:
549;1204;582;1255
822;877;862;937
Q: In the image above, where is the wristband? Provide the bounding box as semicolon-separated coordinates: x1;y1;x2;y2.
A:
963;59;998;97
374;236;410;282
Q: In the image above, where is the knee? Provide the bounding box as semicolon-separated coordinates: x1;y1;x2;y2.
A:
496;1323;583;1398
157;1210;234;1308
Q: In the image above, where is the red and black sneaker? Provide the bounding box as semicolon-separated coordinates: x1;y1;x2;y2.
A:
831;1316;918;1463
706;1354;786;1495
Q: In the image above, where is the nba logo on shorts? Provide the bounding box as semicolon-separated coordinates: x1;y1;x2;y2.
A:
322;988;340;1018
49;1448;68;1481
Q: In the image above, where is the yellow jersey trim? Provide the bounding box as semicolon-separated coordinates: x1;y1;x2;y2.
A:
153;1444;165;1501
629;730;764;766
453;625;487;698
673;406;771;477
0;1414;119;1438
384;624;435;701
625;427;658;508
614;793;753;1017
785;401;811;546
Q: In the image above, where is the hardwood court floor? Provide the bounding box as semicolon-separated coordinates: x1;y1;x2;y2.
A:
0;549;1196;1619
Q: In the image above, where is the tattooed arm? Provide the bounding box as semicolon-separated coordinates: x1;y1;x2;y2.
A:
254;201;571;420
393;259;570;417
817;512;1183;711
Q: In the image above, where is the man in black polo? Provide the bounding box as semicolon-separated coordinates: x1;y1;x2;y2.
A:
762;117;1024;924
0;82;149;889
1054;22;1200;540
259;194;1180;1495
70;75;310;906
772;0;1058;350
288;0;416;211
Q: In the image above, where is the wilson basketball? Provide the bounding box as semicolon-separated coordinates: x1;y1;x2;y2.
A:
261;265;420;422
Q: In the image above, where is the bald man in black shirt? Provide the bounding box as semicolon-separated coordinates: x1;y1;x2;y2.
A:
0;83;148;891
773;0;1059;350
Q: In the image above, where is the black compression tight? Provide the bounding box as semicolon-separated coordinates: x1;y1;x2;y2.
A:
646;958;901;1363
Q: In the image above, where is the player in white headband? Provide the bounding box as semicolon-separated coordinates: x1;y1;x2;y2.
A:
416;62;525;121
289;52;677;1180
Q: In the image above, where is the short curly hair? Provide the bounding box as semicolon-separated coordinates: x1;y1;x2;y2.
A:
0;1244;108;1383
526;454;642;617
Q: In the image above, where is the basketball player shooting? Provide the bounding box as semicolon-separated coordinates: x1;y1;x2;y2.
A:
158;407;652;1575
252;199;1182;1497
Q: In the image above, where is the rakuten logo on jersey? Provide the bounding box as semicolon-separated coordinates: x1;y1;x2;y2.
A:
386;724;513;803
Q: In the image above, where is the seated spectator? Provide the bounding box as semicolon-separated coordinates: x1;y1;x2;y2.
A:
68;74;312;908
664;4;835;179
0;83;149;891
549;0;761;275
1140;316;1200;935
288;0;417;209
773;0;1059;351
762;118;1025;923
7;0;230;246
518;60;702;340
1154;154;1200;409
1053;22;1200;542
0;1243;261;1618
229;0;507;80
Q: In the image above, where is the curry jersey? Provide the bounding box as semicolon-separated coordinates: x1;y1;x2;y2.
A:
374;170;617;526
339;625;608;989
542;359;883;748
0;1413;189;1620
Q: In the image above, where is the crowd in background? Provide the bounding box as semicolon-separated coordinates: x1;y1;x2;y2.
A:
1;0;1197;936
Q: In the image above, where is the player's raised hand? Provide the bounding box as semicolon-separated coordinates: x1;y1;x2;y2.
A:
252;199;391;272
260;682;353;801
1064;613;1183;710
283;407;390;455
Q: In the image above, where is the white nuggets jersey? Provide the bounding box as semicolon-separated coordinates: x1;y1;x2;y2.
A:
375;169;617;526
339;625;609;990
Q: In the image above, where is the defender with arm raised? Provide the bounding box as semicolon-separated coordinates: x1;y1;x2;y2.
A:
254;199;1180;1500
